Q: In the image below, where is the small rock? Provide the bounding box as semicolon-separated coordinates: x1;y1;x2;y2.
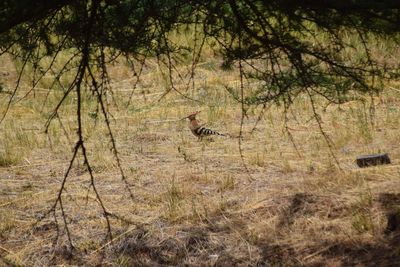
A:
356;153;391;168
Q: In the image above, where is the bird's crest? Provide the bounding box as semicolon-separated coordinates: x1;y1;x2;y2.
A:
182;111;201;120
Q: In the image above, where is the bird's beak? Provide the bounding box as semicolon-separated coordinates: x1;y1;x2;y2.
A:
180;111;201;120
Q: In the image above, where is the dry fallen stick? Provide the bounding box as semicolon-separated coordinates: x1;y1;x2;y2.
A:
302;244;336;262
91;225;139;254
388;87;400;93
0;244;24;265
144;119;184;124
0;245;12;254
0;190;55;208
2;160;66;170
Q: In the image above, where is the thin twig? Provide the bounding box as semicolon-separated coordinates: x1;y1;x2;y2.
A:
87;65;135;201
238;36;253;182
306;89;342;170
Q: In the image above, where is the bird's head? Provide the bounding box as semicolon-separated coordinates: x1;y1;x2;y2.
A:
183;111;201;121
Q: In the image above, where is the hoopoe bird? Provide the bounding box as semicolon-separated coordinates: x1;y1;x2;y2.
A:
183;111;226;140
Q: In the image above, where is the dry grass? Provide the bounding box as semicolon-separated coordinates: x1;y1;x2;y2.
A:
1;50;400;267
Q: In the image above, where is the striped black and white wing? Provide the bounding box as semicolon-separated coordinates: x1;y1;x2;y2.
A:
194;126;225;137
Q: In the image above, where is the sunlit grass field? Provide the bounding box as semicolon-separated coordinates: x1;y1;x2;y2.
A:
1;40;400;266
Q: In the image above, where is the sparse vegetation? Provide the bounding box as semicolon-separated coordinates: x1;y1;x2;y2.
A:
1;47;400;264
1;1;400;266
